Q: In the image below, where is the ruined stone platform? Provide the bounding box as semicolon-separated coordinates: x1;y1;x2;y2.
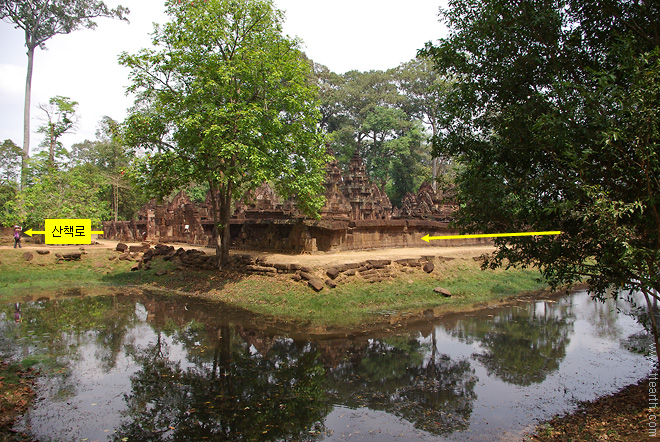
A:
113;239;494;293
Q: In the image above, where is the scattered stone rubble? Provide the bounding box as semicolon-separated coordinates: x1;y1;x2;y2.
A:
119;240;456;293
111;242;217;273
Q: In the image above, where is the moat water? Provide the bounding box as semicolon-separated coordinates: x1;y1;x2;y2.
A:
0;289;653;441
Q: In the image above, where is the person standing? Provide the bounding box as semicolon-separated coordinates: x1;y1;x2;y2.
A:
13;225;22;248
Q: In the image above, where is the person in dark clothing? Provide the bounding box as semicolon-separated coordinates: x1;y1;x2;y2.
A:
13;225;22;248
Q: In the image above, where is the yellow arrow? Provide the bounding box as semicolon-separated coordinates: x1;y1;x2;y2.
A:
23;220;104;244
24;228;102;236
23;229;45;237
422;231;561;242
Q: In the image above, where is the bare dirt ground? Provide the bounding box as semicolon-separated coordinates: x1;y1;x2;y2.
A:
524;374;656;442
257;245;494;267
2;237;495;267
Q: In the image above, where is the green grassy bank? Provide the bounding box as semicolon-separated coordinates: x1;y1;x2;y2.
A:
0;247;127;301
196;263;549;326
0;247;551;326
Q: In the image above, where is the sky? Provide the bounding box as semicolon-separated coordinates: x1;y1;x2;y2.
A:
0;0;448;152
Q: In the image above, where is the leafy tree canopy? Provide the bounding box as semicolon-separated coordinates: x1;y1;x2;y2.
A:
420;0;660;351
0;0;129;50
0;139;21;186
22;165;111;228
0;0;129;188
1;116;130;228
37;95;79;169
314;65;440;205
71;117;147;221
119;0;327;266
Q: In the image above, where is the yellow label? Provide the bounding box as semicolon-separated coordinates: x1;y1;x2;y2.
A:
44;219;97;244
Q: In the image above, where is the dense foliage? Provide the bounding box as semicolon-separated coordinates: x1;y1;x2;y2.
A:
0;0;128;188
421;0;660;352
37;96;79;169
0;115;142;230
120;0;328;266
314;59;451;205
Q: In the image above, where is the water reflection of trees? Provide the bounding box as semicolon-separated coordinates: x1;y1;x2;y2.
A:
119;296;479;439
1;294;136;365
324;336;477;435
0;294;138;401
446;300;575;386
2;293;481;439
115;326;330;442
586;295;622;340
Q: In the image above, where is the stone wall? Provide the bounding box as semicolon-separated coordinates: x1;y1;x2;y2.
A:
102;152;472;252
396;182;457;221
103;191;215;245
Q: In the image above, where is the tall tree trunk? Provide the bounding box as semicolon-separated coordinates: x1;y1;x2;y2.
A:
49;124;55;167
216;156;237;268
21;44;35;189
219;181;233;267
642;286;660;368
431;120;439;192
114;181;119;221
208;181;222;268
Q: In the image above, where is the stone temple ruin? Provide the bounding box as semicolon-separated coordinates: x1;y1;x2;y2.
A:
102;152;465;252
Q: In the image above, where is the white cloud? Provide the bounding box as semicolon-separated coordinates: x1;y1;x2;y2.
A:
0;0;448;148
0;63;24;100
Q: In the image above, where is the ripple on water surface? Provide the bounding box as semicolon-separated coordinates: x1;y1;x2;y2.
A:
0;289;652;441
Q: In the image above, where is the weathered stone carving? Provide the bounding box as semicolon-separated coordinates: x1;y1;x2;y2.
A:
102;151;465;252
397;182;457;221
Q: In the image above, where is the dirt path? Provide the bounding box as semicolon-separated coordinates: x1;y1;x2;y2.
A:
2;238;495;267
0;239;211;252
257;245;494;267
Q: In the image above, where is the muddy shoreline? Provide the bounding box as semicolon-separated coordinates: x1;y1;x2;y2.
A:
1;285;652;442
1;241;652;441
524;374;656;441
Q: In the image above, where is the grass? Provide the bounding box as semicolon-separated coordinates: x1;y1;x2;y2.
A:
112;256;550;327
210;262;548;326
0;247;140;302
1;246;552;327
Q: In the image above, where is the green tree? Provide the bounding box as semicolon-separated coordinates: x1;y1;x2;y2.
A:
316;67;432;204
0;0;128;189
361;107;430;205
385;121;431;206
0;139;21;185
120;0;327;267
421;0;660;361
0;140;21;227
311;62;345;132
37;95;78;169
325;69;402;164
71;117;146;220
22;165;111;228
393;58;454;190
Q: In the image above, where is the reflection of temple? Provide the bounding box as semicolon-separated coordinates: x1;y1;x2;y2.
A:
102;152;462;252
136;293;476;436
